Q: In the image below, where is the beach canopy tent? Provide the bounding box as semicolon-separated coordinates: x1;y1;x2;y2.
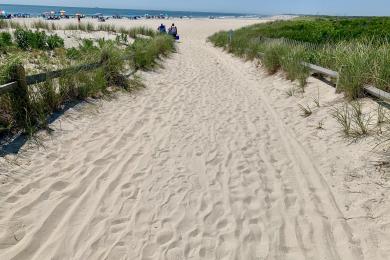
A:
0;10;12;19
59;10;69;18
42;11;60;20
92;13;103;18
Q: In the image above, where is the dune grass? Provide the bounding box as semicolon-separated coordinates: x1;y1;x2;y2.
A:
64;22;96;32
0;30;175;137
128;34;175;70
208;18;390;99
31;20;57;31
127;27;156;39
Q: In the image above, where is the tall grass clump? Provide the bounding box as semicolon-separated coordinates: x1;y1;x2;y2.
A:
208;31;229;48
262;42;288;75
32;20;53;31
0;19;8;29
128;27;156;38
97;23;116;33
100;41;127;87
64;23;79;30
0;32;13;49
0;56;39;133
64;22;95;31
0;57;20;134
128;34;175;70
280;45;311;89
8;20;25;29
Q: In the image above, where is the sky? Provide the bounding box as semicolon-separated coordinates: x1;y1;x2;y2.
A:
2;0;390;16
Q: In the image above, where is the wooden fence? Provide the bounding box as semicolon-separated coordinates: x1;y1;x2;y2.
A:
257;52;390;104
0;55;136;127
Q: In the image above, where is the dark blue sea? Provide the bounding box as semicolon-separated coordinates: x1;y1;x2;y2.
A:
0;4;262;18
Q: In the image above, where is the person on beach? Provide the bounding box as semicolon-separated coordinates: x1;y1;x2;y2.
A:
168;23;178;38
158;23;166;33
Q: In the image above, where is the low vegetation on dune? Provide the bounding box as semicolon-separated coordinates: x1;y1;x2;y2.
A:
0;27;175;137
228;17;390;44
209;17;390;98
0;19;158;39
209;17;390;157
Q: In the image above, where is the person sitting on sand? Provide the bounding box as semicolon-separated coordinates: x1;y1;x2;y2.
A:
158;23;166;33
168;23;178;38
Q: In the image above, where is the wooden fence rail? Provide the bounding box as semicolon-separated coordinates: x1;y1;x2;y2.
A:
256;52;390;104
0;52;137;94
0;62;104;94
0;55;136;128
26;62;102;86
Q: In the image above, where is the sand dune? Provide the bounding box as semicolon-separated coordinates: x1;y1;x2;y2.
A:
0;18;389;260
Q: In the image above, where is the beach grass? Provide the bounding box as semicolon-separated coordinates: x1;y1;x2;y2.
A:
128;34;175;70
0;28;175;136
127;27;156;38
64;22;96;32
208;17;390;99
97;23;116;33
32;20;56;31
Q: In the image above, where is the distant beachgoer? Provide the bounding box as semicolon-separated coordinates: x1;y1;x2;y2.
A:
169;23;178;38
158;23;166;33
77;15;81;23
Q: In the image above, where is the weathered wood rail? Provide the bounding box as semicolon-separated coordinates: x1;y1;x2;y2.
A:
26;62;102;85
256;52;390;104
0;56;136;128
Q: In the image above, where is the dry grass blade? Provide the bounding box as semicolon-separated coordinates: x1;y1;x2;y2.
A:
350;101;371;136
331;104;352;136
298;103;312;117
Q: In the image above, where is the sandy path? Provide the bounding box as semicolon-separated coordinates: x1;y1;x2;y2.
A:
0;19;387;259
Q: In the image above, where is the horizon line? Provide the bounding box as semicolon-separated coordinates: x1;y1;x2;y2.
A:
0;3;260;16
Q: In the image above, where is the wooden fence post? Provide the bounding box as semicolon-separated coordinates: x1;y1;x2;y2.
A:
100;51;110;85
10;63;31;128
335;65;344;93
228;30;233;45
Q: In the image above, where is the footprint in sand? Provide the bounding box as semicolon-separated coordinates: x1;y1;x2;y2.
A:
156;230;173;245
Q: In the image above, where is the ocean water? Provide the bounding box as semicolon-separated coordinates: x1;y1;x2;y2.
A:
0;4;262;18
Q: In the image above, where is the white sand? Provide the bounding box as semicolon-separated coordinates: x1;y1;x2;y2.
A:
0;17;389;260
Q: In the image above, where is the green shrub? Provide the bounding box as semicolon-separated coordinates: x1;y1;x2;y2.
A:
0;32;13;48
14;28;30;50
13;29;62;50
66;47;81;59
47;34;64;50
30;30;47;49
